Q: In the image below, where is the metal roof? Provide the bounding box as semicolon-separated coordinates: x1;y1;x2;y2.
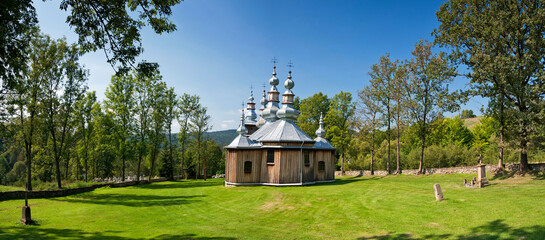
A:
313;137;335;150
258;120;314;143
225;135;261;149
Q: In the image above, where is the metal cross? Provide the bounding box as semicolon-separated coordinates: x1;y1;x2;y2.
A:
287;60;294;71
271;57;278;67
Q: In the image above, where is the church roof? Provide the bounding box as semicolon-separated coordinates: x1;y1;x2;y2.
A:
313;137;335;149
225;134;261;149
258;120;314;143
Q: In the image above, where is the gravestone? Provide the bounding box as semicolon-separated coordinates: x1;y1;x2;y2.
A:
477;163;489;188
434;183;444;201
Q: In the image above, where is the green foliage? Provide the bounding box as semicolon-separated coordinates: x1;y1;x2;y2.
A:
296;92;329;138
434;0;545;169
461;109;476;119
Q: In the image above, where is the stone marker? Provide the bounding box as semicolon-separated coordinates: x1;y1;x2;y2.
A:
477;163;489;188
21;192;32;225
434;183;444;201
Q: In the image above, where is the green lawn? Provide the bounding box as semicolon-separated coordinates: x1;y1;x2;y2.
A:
1;174;544;239
0;185;24;192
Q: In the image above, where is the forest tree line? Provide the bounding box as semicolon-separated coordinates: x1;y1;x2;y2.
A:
294;0;545;174
0;31;222;189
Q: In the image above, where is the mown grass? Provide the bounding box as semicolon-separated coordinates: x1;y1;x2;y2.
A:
0;174;544;239
0;185;24;192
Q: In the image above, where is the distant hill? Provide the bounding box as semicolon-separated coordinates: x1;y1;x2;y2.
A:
204;129;237;147
462;116;483;129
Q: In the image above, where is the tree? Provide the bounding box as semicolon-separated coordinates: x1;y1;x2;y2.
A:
134;71;151;182
405;39;458;174
325;91;355;175
147;76;167;180
164;87;178;180
33;35;88;189
177;94;200;178
8;31;51;191
0;0;37;100
392;62;409;174
460;109;476;119
369;54;397;174
74;91;97;181
434;0;545;171
191;106;211;179
104;74;135;182
297;93;330;138
358;86;381;175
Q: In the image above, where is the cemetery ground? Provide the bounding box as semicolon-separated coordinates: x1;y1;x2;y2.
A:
0;173;544;239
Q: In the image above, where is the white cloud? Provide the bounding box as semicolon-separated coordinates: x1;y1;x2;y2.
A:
221;124;228;129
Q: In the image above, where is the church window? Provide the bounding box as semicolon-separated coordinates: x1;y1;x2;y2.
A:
318;161;325;171
267;150;275;164
304;151;310;166
244;161;252;173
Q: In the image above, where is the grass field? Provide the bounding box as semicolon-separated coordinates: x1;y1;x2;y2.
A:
0;174;544;239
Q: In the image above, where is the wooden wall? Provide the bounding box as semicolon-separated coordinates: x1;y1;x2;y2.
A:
226;148;335;185
279;149;302;184
314;150;335;181
302;150;315;183
225;149;262;183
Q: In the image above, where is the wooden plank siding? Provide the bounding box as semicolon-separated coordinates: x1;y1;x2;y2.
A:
226;148;336;185
279;149;302;184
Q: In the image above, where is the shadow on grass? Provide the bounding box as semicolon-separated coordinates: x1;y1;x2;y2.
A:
491;169;545;181
0;226;236;240
55;192;204;207
358;219;545;239
324;176;383;186
134;180;223;190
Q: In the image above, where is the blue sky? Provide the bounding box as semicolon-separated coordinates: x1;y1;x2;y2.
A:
34;0;485;132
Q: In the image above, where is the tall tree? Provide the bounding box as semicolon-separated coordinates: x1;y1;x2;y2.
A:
325;91;355;175
191;106;211;179
134;72;151;182
164;87;178;180
104;74;135;182
147;76;167;180
8;31;50;191
405;39;457;174
74;91;97;181
177;94;200;178
40;36;88;189
358;86;381;175
369;54;396;174
392;62;409;174
434;0;545;171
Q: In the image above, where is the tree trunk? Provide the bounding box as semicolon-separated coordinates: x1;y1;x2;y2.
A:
169;128;174;180
498;102;504;169
341;154;344;176
520;138;529;171
122;152;126;182
137;154;142;182
84;141;88;182
395;114;401;174
25;143;32;191
387;106;390;175
55;157;62;189
418;135;425;175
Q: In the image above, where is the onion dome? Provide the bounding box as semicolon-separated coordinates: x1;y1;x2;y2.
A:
236;109;247;135
314;113;334;149
262;66;280;122
276;71;299;121
256;90;268;128
244;90;257;124
315;113;326;137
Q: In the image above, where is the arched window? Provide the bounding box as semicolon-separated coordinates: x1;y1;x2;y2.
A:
244;161;252;173
318;161;325;171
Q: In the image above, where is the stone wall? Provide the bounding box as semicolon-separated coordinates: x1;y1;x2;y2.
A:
335;163;545;177
0;177;168;201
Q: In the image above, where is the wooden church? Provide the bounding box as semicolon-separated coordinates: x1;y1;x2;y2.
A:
224;66;336;186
